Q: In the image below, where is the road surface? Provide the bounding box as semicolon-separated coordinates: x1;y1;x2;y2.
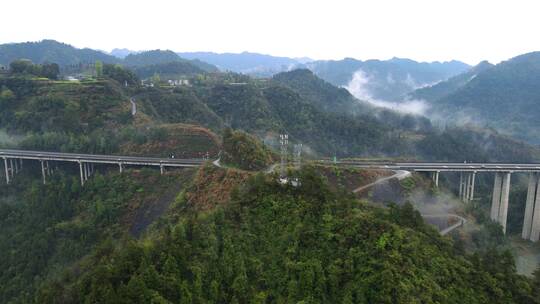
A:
331;161;540;172
353;170;411;193
0;149;204;167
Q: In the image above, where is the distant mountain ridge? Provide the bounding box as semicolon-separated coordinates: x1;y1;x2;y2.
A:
410;52;540;143
272;69;370;114
0;39;120;66
306;57;471;101
109;48;139;59
0;40;219;75
177;51;302;77
409;60;494;103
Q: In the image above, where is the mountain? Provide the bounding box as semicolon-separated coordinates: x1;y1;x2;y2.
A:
2;59;540;302
177;51;301;76
415;52;540;144
1;64;535;161
306;57;470;101
409;61;494;103
0;39;120;66
124;50;184;66
133;61;207;79
109;48;139;58
28;168;537;303
0;41;218;76
124;50;218;73
272;69;369;114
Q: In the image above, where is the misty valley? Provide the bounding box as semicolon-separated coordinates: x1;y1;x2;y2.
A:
2;11;540;302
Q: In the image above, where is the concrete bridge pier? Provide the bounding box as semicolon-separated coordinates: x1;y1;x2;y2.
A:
79;162;86;186
470;172;476;201
523;173;540;241
40;160;51;184
2;157;18;184
13;158;19;174
466;172;476;202
464;173;471;201
490;172;512;233
83;163;93;182
459;172;476;202
3;157;11;184
84;163;89;181
459;173;464;198
119;162;124;173
431;171;440;187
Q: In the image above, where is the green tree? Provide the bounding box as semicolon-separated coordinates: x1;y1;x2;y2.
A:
9;59;35;74
151;72;161;85
95;61;103;78
41;63;60;79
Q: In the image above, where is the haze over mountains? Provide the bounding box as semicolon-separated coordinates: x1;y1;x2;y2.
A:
0;40;471;107
4;37;540;303
4;39;540;145
409;53;540;144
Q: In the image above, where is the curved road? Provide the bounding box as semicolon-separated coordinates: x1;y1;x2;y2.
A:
353;169;411;193
351;169;466;235
423;214;467;235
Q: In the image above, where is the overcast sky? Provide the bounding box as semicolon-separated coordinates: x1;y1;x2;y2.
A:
2;0;540;65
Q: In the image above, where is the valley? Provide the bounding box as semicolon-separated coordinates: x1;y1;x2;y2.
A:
1;38;540;303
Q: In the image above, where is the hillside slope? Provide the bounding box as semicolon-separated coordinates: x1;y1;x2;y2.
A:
417;52;540;143
1;69;538;162
272;69;370;114
409;61;494;103
34;168;538;303
0;41;218;76
0;40;120;66
306;57;470;101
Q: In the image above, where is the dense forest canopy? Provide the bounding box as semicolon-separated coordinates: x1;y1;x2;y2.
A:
2;39;540;304
0;41;218;78
22;169;540;303
1;63;538;162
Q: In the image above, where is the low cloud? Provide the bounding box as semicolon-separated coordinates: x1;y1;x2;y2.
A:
344;69;430;115
0;130;20;148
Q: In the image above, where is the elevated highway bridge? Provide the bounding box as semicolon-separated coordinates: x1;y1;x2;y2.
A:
3;149;540;242
0;149;204;186
328;160;540;242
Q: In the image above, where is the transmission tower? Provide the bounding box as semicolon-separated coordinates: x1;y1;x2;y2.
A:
280;134;288;178
294;143;302;170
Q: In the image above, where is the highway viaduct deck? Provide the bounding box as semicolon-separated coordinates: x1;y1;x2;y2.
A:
331;160;540;242
4;150;540;243
0;149;205;187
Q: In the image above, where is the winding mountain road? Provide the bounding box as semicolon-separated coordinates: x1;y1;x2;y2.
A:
350;168;466;235
352;170;411;193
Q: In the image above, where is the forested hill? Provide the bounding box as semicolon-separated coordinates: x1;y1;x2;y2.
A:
124;50;218;72
305;57;470;101
409;60;494;103
30;168;540;303
2;47;540;303
1;64;538;163
0;40;120;66
0;40;218;74
272;69;370;114
413;52;540;144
